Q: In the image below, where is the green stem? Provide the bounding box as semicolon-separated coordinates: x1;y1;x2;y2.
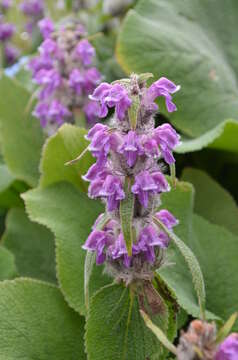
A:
170;163;176;188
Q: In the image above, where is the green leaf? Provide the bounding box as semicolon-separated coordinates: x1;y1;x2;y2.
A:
0;76;44;186
2;208;56;283
159;180;238;327
0;246;17;280
86;284;168;360
182;168;238;235
153;215;206;318
0;278;86;360
40;124;94;192
158;181;217;320
0;164;23;208
140;310;177;356
176;119;238;154
84;251;96;311
0;164;14;192
84;212;111;311
117;0;238;151
22;182;110;315
216;312;238;344
120;178;135;256
190;215;238;329
128;94;140;130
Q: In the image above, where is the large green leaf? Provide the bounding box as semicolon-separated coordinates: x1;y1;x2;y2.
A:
22;182;109;315
158;181;214;319
176;119;238;154
2;208;56;283
0;279;86;360
40;124;94;192
190;214;238;328
86;284;168;360
0;76;44;186
117;0;238;151
153;215;206;317
182;168;238;235
159;181;238;325
0;246;17;280
0;164;14;192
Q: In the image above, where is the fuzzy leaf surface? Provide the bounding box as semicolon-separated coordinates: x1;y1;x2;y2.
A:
40;124;94;192
0;279;86;360
86;284;169;360
182;168;238;235
0;246;17;280
23;182;109;315
2;208;56;283
0;76;44;186
117;0;238;151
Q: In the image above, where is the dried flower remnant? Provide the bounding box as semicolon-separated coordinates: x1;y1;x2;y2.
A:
29;19;102;134
177;319;238;360
177;320;217;360
81;73;180;284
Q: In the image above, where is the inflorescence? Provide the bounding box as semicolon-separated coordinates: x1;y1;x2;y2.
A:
81;73;181;284
29;18;102;134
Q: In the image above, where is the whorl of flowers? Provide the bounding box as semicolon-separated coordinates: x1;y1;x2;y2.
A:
0;1;20;66
20;0;44;34
29;18;102;134
81;73;181;283
177;319;238;360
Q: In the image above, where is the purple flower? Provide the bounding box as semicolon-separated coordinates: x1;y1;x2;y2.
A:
83;164;105;184
0;22;15;41
48;100;71;125
83;101;101;125
142;136;160;158
89;82;112;118
89;174;125;211
145;77;180;113
105;83;132;121
151;172;170;192
132;171;169;208
118;131;144;167
28;55;53;76
153;123;180;164
87;123;108;140
136;225;165;263
215;334;238;360
5;44;20;65
38;18;54;39
90;82;132;121
35;69;61;99
1;0;12;10
84;67;102;94
20;0;44;16
74;39;95;66
100;175;125;211
108;233;131;267
30;21;101;132
155;209;178;229
69;68;84;95
88;123;120;160
33;102;49;127
39;38;58;57
82;230;111;264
